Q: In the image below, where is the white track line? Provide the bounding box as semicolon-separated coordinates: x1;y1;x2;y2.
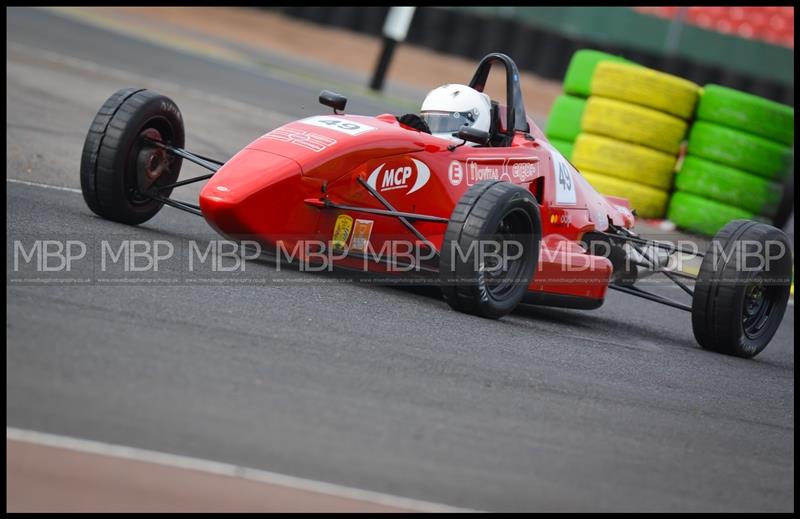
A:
7;427;474;513
7;178;82;193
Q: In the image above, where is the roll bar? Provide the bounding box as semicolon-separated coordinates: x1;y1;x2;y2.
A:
468;52;530;144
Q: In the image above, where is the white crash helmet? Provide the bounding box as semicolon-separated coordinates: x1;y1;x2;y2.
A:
420;84;492;144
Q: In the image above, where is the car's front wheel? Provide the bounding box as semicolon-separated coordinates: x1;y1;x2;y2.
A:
439;181;542;319
80;88;184;225
691;220;792;358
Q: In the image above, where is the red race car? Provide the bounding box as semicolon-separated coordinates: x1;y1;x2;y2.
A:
80;53;792;359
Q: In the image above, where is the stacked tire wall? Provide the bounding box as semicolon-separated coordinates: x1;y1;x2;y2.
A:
546;50;794;235
668;86;794;236
545;50;700;219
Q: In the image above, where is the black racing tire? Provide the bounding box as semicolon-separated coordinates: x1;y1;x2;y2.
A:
691;220;793;358
439;181;542;319
80;88;184;225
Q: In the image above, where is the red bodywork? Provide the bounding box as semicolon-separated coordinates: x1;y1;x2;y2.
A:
199;111;636;306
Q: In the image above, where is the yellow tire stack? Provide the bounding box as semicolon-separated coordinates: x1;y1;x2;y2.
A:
546;54;701;219
544;50;631;159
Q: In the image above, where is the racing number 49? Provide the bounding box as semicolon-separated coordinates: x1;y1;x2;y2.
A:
557;162;572;192
316;119;362;131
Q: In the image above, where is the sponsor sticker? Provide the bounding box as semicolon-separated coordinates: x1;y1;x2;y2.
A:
349;219;374;253
367;158;430;195
458;158;539;186
299;116;376;136
466;158;507;185
331;214;353;251
549;212;571;226
448;160;464;186
508;160;538;182
264;127;337;152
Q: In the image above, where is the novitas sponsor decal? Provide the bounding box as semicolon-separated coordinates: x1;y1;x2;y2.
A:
466;159;506;185
367;158;430;194
461;158;539;186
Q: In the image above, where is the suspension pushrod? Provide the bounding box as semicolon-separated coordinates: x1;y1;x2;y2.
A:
663;271;695;297
356;177;435;246
609;284;692;312
146;192;203;216
629;244;695;296
629;260;697;280
155;173;215;191
144;138;222;172
190;151;226;167
599;231;705;257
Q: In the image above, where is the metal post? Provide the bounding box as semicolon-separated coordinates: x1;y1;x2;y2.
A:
370;7;416;92
370;36;397;91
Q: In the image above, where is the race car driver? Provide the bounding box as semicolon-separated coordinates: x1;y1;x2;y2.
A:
397;83;492;145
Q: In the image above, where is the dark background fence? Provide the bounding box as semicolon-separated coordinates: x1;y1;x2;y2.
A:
269;6;794;107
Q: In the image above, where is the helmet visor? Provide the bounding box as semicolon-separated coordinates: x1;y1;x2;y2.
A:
420;110;478;135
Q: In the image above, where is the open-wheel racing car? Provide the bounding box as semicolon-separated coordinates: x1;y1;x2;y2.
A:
80;53;792;359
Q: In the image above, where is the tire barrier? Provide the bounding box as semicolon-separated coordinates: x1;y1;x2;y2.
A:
562;49;633;98
572;134;676;190
546;51;698;219
591;61;699;120
696;84;793;145
666;192;755;237
669;86;794;234
544;95;585;142
546;51;794;233
686;121;793;181
582;96;689;155
581;171;670;219
674;156;782;217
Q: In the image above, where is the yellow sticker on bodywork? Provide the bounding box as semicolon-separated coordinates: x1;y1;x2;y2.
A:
332;214;353;251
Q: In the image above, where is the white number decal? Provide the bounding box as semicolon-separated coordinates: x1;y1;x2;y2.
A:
557;161;572;191
543;141;576;205
554;160;576;205
300;116;376;136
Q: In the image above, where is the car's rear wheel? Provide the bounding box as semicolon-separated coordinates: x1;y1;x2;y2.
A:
691;220;792;358
439;181;541;319
80;88;184;225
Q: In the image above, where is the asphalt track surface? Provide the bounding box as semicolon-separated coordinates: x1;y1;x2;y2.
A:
6;7;795;512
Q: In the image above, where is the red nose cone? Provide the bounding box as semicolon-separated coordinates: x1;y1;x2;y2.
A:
200;149;303;239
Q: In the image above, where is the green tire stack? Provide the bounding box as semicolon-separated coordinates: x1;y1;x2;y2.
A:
545;50;630;159
667;85;794;236
545;50;700;219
